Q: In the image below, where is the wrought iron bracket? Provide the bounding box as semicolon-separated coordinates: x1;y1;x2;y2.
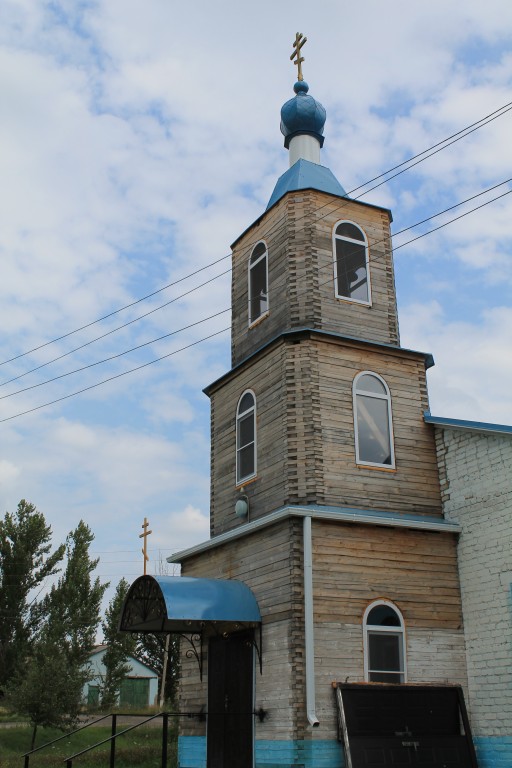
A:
246;624;263;674
178;632;204;680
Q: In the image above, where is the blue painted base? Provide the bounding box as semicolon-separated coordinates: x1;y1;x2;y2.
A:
474;736;512;768
178;734;512;767
178;736;344;768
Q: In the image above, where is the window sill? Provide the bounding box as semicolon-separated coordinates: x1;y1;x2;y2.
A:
248;311;270;330
356;463;396;473
334;295;372;308
235;474;258;491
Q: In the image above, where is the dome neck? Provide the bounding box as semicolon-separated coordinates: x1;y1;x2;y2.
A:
288;133;322;166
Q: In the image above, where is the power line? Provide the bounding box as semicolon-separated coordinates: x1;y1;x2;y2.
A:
0;269;231;389
2;97;510;370
1;180;510;423
0;327;230;423
0;309;230;400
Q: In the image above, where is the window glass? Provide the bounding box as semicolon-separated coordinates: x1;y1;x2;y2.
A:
354;372;394;468
249;242;268;324
369;633;402;676
333;222;370;304
335;222;365;241
367;604;401;626
356;395;392;465
357;374;387;395
236;391;256;484
364;601;406;684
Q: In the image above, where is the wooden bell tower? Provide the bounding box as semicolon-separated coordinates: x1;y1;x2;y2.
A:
170;37;468;768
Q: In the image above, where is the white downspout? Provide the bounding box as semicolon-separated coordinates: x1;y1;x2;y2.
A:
304;515;319;727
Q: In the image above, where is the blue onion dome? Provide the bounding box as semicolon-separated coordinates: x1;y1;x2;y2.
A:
280;81;326;149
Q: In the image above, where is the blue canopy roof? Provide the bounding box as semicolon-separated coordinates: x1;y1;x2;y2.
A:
267;158;347;209
119;574;261;634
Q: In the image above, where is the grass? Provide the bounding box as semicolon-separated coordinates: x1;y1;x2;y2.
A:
0;721;178;767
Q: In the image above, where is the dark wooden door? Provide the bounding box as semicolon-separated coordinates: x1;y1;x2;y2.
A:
207;630;254;768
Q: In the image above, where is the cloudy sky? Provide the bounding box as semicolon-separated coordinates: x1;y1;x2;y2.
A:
1;1;511;604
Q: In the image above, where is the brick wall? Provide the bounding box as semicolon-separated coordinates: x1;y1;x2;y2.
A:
435;427;512;749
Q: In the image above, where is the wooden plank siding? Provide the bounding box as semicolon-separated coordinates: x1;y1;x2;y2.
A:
208;330;440;536
180;519;306;742
179;515;466;742
230;190;399;368
311;520;463;629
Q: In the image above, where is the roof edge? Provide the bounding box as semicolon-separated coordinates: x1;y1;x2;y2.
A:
424;411;512;435
204;328;434;396
167;504;460;563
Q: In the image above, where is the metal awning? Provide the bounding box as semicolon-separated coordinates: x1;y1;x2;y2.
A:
119;574;261;634
119;575;262;679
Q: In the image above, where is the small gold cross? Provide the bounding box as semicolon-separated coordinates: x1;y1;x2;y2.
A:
139;516;152;575
290;32;307;81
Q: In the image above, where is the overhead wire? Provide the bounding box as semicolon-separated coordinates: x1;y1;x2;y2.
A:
2;97;511;370
1;179;510;422
1;176;510;404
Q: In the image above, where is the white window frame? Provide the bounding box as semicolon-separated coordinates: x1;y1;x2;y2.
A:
353;371;395;469
248;240;269;327
236;389;257;485
332;220;372;306
363;600;407;683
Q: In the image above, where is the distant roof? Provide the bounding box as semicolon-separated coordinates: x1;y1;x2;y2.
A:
267;158;347;209
424;412;512;435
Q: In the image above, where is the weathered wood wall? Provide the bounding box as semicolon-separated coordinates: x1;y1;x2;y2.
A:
208;332;440;536
230;190;399;367
179;515;467;742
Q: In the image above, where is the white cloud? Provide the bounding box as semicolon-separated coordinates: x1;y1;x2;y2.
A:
0;0;511;614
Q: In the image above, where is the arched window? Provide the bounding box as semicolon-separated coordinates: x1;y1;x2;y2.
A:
363;600;406;683
353;372;395;468
236;390;256;484
248;241;269;325
333;221;371;304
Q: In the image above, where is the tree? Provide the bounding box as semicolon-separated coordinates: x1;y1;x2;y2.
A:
42;520;108;668
100;578;136;710
7;636;87;750
0;500;65;688
135;632;180;707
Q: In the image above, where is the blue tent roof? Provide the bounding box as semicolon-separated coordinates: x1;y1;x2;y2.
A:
267;158;347;209
119;575;261;634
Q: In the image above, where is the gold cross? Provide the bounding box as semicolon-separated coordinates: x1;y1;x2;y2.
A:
290;32;307;81
139;516;152;575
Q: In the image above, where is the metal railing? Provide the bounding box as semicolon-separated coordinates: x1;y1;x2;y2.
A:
21;711;181;767
22;714;113;767
64;711;170;768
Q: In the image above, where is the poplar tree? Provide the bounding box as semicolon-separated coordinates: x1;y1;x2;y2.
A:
100;578;137;710
0;500;65;687
42;520;108;668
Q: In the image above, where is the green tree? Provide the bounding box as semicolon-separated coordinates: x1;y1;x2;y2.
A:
0;500;65;687
100;578;136;710
42;520;108;668
7;636;87;750
135;632;180;706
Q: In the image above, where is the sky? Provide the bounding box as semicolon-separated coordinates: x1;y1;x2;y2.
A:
1;0;511;611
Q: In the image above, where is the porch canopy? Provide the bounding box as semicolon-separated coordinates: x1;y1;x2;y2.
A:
119;574;261;635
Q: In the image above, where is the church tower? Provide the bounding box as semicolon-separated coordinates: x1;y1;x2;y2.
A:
170;37;469;768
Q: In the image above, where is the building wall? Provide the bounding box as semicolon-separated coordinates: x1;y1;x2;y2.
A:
230;191;399;368
435;427;512;767
178;514;468;766
209;333;441;536
83;649;158;707
179;519;303;744
311;520;468;739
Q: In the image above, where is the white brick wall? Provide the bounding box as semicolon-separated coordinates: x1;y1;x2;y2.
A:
435;428;512;738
